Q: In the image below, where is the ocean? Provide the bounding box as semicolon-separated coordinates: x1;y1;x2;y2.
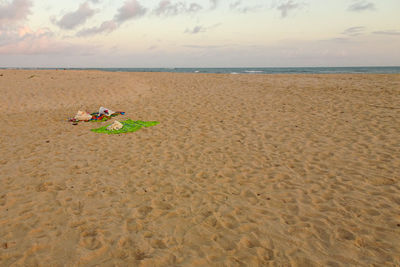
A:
3;66;400;74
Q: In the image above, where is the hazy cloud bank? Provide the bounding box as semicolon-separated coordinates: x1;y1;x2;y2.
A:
373;30;400;36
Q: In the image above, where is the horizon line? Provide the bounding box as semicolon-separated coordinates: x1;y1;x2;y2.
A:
1;65;400;69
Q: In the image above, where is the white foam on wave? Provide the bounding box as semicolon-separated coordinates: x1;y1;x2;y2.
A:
244;70;264;73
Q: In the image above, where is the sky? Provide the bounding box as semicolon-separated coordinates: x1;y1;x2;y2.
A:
0;0;399;67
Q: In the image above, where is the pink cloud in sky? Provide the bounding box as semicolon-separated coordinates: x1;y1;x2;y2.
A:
0;0;99;55
0;0;37;53
0;26;98;55
0;26;52;54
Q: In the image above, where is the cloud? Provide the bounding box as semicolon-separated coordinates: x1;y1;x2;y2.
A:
184;23;220;34
373;30;400;36
348;1;375;12
342;26;365;36
114;0;146;23
0;0;32;27
52;2;96;30
185;25;205;34
76;0;146;37
209;0;218;9
229;1;262;13
230;1;241;9
277;1;302;18
0;26;78;55
76;20;117;37
0;1;89;56
154;0;202;16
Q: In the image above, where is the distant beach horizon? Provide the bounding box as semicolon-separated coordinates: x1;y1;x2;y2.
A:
1;66;400;74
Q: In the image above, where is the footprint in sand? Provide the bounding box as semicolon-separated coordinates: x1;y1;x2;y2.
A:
151;239;167;249
370;177;396;186
79;229;102;250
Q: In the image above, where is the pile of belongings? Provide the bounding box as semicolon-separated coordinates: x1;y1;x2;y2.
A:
69;107;125;124
68;106;159;134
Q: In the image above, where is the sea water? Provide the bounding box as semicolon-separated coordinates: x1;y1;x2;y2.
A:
66;66;400;74
4;66;400;74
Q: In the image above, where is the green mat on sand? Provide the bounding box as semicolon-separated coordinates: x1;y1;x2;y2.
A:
91;119;159;134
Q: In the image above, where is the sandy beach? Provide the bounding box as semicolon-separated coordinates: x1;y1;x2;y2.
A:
0;70;399;266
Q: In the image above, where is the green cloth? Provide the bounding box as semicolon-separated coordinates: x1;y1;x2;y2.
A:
91;119;159;134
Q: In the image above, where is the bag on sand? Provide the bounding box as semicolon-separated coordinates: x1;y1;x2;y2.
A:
98;107;115;117
74;110;92;121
